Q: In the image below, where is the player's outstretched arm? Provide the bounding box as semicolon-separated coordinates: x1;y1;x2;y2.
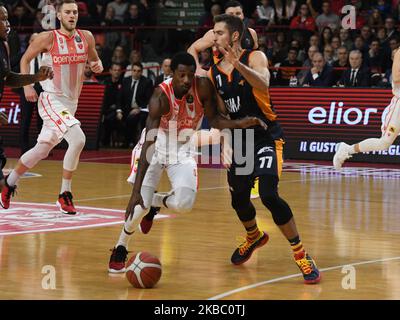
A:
5;32;53;88
200;77;267;130
82;30;103;74
187;30;214;75
125;88;169;221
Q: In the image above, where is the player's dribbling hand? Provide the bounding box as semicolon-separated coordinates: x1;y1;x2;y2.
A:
35;66;54;81
0;111;8;125
24;85;38;102
90;60;104;74
239;117;268;130
125;191;147;221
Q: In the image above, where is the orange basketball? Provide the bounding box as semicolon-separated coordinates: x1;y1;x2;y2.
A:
126;252;162;288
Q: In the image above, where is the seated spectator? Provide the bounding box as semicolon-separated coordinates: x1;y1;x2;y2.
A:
290;39;306;62
375;0;391;19
353;36;367;59
197;4;222;37
320;26;333;51
154;58;173;87
339;28;353;52
124;49;159;84
199;48;213;71
298;45;319;85
83;63;98;83
111;45;129;70
338;50;371;87
332;46;349;85
315;1;341;33
360;25;373;49
275;47;302;86
256;0;275;26
384;17;399;43
118;62;154;147
366;39;388;73
290;3;316;32
331;36;340;59
274;0;297;25
379;49;395;87
303;52;334;87
101;63;124;147
124;3;146;26
309;34;320;49
271;31;289;64
323;44;335;66
101;6;123;51
367;8;383;29
107;0;129;23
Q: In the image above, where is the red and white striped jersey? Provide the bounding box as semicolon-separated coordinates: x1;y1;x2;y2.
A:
40;29;88;103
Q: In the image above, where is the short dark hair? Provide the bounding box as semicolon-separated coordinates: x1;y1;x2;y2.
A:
171;52;196;72
57;0;77;11
224;0;243;11
288;47;299;54
110;62;122;69
132;62;143;70
214;14;244;40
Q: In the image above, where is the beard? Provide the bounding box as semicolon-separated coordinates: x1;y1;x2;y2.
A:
60;19;76;32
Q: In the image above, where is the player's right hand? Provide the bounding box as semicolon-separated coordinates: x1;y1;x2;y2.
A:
239;117;268;130
35;66;54;81
125;191;147;221
24;85;38;102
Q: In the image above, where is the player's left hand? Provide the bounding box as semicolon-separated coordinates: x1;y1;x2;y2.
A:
239;116;268;130
90;60;104;74
219;45;241;67
35;66;54;81
0;111;8;125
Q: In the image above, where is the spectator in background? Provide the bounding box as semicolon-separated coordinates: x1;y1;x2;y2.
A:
272;31;289;64
332;46;349;85
367;8;384;29
290;3;316;32
101;6;123;51
353;36;367;58
83;62;98;83
111;45;129;69
315;1;341;33
119;62;153;147
379;48;395;88
275;47;302;86
274;0;297;25
256;0;275;26
107;0;129;23
384;17;399;43
33;10;44;33
290;39;306;62
309;34;320;49
375;0;391;19
320;26;333;51
339;28;353;52
101;63;124;147
303;52;334;87
360;25;373;49
124;3;146;26
199;48;212;70
198;3;222;37
124;49;158;84
154;58;172;86
338;50;371;87
367;39;390;74
9;4;33;27
377;27;388;47
298;45;319;85
330;36;340;59
323;44;335;66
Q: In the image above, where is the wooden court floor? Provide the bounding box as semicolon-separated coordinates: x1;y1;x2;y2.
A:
0;157;400;300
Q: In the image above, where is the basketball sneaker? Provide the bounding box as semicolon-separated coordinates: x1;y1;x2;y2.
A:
0;176;16;209
294;251;321;284
139;206;160;234
250;178;259;199
333;142;352;170
56;191;77;215
231;231;269;265
108;245;129;273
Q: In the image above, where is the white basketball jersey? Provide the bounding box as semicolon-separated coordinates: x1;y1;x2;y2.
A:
40;29;88;104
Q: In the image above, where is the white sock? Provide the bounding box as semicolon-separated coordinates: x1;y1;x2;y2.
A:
60;178;72;193
7;170;22;187
116;225;134;249
152;192;172;208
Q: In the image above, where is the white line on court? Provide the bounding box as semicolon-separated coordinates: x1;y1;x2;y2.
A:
207;256;400;300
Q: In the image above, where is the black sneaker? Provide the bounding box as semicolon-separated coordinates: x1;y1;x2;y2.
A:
139;206;160;234
108;245;129;273
231;231;269;265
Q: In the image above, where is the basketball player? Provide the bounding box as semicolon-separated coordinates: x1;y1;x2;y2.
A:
109;52;266;273
0;3;53;191
188;0;261;199
333;48;400;169
188;0;258;75
209;14;320;284
0;0;103;214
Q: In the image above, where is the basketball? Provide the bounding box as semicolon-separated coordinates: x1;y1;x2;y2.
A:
126;252;162;288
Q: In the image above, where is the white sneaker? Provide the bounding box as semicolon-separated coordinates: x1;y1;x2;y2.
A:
333;142;352;170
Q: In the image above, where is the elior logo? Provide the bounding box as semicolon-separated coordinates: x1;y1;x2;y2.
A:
308;102;379;125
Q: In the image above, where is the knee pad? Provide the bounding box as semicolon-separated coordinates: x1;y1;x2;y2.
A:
260;192;293;226
21;142;53;168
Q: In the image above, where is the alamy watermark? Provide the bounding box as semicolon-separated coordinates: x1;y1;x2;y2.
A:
41;265;56;290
